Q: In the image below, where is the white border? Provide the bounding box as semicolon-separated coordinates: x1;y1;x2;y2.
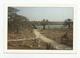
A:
3;3;77;54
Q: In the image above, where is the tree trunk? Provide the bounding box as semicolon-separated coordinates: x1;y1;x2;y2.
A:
43;25;46;30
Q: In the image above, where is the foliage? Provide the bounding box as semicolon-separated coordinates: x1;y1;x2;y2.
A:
41;19;48;29
8;7;30;33
64;18;73;28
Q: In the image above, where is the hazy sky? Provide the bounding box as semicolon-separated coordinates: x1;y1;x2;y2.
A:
15;7;73;21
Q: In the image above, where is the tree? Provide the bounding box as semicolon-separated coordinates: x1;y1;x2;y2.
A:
64;18;73;28
8;7;19;32
8;7;30;33
42;19;46;29
41;19;48;30
8;7;19;21
46;19;49;29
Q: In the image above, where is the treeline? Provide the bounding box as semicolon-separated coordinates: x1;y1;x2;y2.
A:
31;19;73;30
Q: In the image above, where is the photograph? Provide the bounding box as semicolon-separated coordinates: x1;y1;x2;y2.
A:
8;7;73;50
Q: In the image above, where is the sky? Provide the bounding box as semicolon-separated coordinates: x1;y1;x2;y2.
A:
15;7;73;21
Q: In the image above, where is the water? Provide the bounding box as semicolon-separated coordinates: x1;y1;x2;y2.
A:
36;25;64;29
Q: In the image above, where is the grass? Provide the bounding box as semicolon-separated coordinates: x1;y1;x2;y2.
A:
8;26;73;49
8;29;50;49
39;28;73;48
8;38;50;49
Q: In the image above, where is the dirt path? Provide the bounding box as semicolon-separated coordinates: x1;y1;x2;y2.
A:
33;29;72;50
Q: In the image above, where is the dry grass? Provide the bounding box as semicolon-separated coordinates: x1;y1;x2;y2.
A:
8;29;49;49
8;29;35;39
40;29;73;47
8;38;49;49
